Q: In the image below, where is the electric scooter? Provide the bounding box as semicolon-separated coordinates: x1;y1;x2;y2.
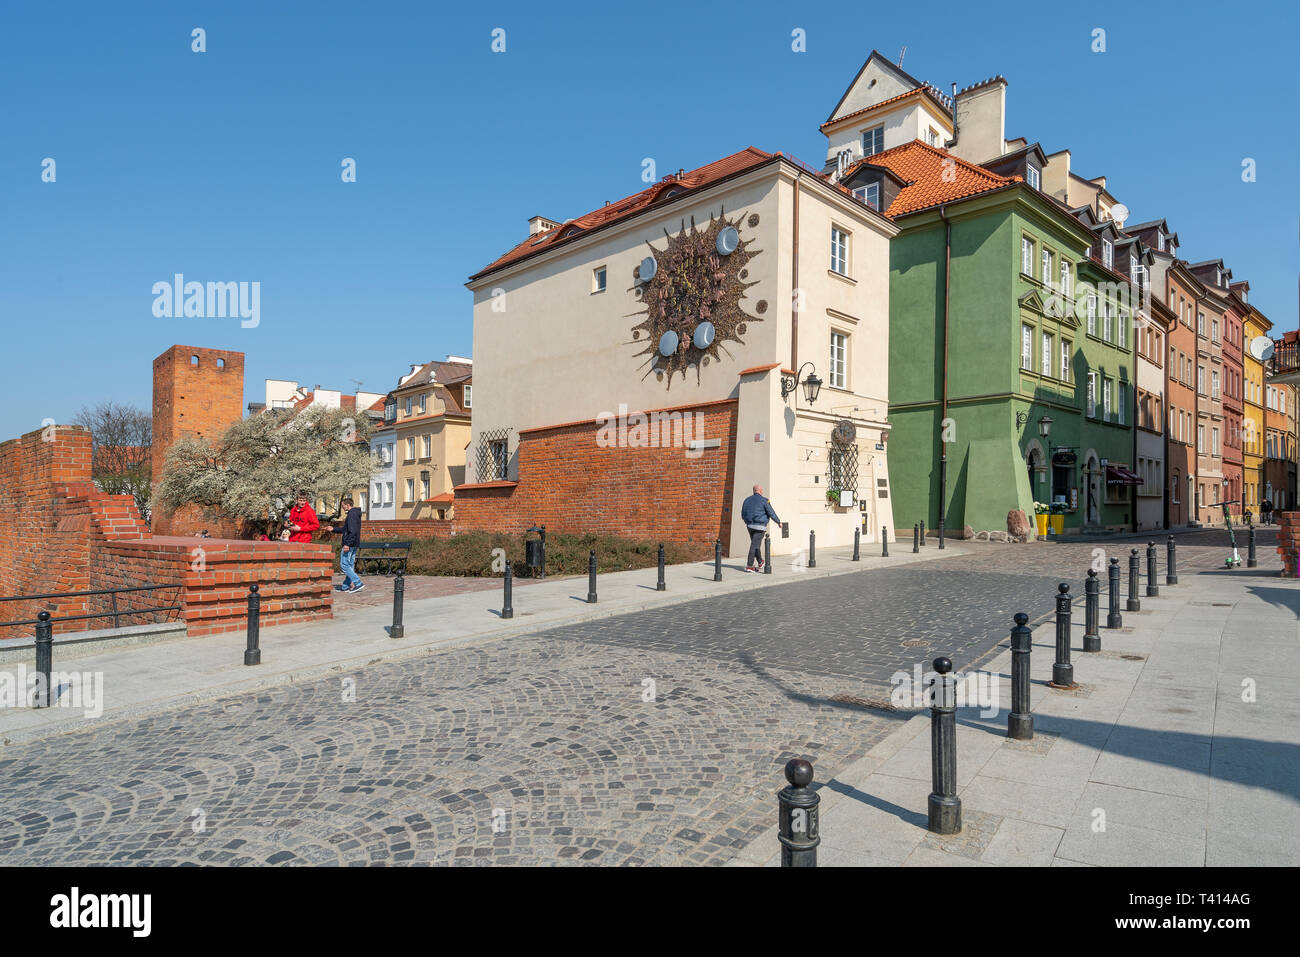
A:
1221;500;1242;568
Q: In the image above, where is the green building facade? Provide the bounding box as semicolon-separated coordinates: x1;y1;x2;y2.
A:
887;183;1136;536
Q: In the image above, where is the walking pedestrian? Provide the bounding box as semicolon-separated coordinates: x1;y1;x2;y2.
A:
330;496;365;593
740;484;781;572
286;491;319;543
1262;498;1273;525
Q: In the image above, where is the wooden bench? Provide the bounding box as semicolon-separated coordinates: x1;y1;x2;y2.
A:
353;541;413;576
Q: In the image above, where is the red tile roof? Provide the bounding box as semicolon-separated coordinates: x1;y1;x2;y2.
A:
847;140;1019;218
471;147;779;280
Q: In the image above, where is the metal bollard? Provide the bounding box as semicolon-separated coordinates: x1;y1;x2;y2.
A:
1127;548;1141;612
244;583;261;666
1008;613;1033;740
1146;541;1160;596
1247;526;1257;568
587;549;598;604
714;539;723;581
1050;583;1075;688
913;523;920;553
1166;535;1178;585
390;571;405;639
777;758;820;867
927;657;961;834
656;544;666;591
1107;557;1123;629
852;527;860;562
1083;569;1100;652
808;530;816;568
881;526;889;557
921;519;926;546
938;519;945;550
764;533;772;574
33;611;52;709
502;561;514;619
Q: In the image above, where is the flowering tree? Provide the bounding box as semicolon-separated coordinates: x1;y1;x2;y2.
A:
153;405;374;527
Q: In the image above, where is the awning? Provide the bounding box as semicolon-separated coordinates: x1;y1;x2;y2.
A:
1106;465;1141;485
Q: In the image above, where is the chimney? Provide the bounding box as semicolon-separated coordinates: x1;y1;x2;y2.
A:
947;76;1007;164
528;215;560;236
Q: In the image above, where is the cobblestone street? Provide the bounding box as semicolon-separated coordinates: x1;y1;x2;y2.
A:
0;529;1264;865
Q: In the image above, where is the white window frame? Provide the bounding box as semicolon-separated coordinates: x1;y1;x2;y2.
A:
1087;295;1097;335
1061;340;1071;381
852;183;880;210
1102;239;1114;268
861;125;884;157
1042;331;1053;378
1104;378;1113;421
1060;260;1071;296
405;478;415;503
1118;311;1127;348
418;393;426;414
830;330;848;389
1021;237;1034;276
1117;382;1126;425
420;474;430;500
1103;300;1113;341
404;396;412;416
1087;372;1097;418
1041;248;1052;285
463;385;472;408
1027;165;1041;189
406;436;416;460
422;434;432;458
1021;324;1034;371
830;226;850;276
593;265;607;293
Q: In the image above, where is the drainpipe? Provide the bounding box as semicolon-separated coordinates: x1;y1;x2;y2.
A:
792;173;801;372
938;204;951;538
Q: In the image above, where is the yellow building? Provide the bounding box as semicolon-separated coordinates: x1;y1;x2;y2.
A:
390;358;473;519
1242;301;1270;512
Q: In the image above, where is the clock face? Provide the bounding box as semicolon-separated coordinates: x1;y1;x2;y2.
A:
630;211;763;388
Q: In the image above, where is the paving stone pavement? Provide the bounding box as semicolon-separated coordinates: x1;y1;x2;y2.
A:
0;528;1256;866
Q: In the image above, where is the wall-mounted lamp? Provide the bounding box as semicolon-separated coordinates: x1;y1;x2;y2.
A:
780;362;822;404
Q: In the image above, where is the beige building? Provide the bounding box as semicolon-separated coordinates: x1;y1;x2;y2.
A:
460;147;897;557
389;358;472;520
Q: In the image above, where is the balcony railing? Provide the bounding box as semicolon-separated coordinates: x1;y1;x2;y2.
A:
1268;339;1300;379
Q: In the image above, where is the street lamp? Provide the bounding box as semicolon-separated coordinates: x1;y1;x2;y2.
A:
1038;416;1053;440
780;362;823;404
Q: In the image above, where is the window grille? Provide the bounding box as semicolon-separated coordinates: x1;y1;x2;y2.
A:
476;429;512;482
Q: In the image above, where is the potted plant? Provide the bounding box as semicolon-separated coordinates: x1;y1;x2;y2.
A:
1032;502;1050;538
1048;500;1068;535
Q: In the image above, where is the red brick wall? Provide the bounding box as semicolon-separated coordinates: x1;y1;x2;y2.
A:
360;519;455;540
1;423;332;640
454;400;737;557
151;345;246;537
1276;512;1299;577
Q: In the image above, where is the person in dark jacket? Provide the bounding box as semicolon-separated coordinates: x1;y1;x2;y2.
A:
330;496;364;592
740;484;781;572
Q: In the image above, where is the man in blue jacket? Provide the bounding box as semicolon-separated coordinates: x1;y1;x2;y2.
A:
740;484;781;572
330;496;365;593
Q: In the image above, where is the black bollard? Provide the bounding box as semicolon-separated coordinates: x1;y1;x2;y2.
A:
587;549;598;604
921;519;926;546
808;529;816;568
913;523;920;553
1050;583;1075;688
777;758;820;867
390;571;405;639
714;539;723;581
763;533;772;575
502;560;514;619
1127;548;1141;612
938;519;945;550
927;657;961;834
33;611;52;709
852;527;860;562
1008;613;1033;740
1247;526;1257;568
1146;541;1160;597
1166;535;1178;585
244;583;261;666
882;526;889;557
1083;569;1100;652
1107;556;1123;629
656;544;666;591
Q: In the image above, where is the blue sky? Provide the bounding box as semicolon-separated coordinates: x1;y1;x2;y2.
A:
3;0;1296;440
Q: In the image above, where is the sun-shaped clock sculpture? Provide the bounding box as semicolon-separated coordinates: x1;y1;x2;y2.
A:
629;210;766;389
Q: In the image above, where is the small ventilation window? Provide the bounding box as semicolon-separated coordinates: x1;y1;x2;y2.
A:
217;357;226;369
190;355;199;367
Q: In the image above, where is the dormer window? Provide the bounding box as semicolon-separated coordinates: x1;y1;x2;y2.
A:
926;128;939;147
1215;268;1222;286
1102;239;1114;269
852;183;880;211
1157;233;1166;252
1026;165;1041;190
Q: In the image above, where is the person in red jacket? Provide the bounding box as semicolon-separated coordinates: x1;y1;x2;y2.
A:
286;491;319;543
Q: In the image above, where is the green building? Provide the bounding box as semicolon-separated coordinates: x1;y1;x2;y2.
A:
838;141;1137;536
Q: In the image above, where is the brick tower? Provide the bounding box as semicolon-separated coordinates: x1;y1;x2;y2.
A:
151;345;246;536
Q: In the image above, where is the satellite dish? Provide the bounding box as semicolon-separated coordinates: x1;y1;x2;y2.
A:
639;256;657;282
716;226;739;255
692;321;715;350
1250;335;1275;361
1111;203;1129;225
832;419;857;444
658;330;679;357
